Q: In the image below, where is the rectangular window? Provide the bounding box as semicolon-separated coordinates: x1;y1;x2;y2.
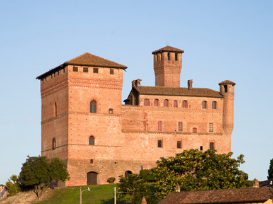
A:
73;66;78;72
178;122;183;131
209;123;213;132
210;142;215;150
83;67;88;73
177;141;181;149
174;100;178;108
175;53;178;61
158;121;162;131
110;69;114;75
144;99;150;106
200;146;203;151
93;68;98;73
158;140;162;148
109;108;113;114
90;159;93;164
224;85;228;92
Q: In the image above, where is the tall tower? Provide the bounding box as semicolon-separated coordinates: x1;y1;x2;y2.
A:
152;46;184;87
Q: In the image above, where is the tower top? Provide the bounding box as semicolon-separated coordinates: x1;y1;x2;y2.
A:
152;46;184;54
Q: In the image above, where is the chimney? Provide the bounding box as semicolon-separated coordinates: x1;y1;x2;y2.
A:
141;196;147;204
253;178;259;188
176;184;180;192
132;79;142;88
188;79;193;90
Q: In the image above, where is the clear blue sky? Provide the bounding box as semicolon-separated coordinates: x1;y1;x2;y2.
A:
0;0;272;185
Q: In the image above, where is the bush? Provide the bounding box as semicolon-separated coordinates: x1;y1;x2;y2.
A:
107;177;116;183
5;175;21;196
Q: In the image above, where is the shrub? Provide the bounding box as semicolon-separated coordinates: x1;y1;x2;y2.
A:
5;175;21;196
107;177;116;183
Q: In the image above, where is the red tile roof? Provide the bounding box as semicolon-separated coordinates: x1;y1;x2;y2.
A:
152;46;184;54
159;187;273;204
135;86;223;98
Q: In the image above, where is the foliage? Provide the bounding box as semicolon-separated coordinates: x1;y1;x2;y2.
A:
19;156;70;199
5;175;21;196
117;174;149;204
140;169;157;182
268;158;273;179
107;177;116;183
152;149;248;200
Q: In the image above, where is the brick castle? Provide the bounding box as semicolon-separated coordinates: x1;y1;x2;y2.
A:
37;46;235;186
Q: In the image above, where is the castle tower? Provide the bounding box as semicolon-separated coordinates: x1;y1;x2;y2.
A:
219;80;236;138
152;46;184;87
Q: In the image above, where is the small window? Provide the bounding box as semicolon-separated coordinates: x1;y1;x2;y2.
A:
109;108;113;114
90;100;97;113
212;101;217;109
178;122;183;131
52;138;56;150
54;102;57;117
167;53;170;60
158;140;162;148
210;142;215;150
63;68;65;73
73;66;78;72
209;123;213;132
110;69;114;75
182;100;188;108
175;53;178;61
158;121;162;131
173;100;178;108
93;68;98;73
202;101;207;109
224;85;228;93
154;99;159;106
193;127;197;133
164;99;169;107
177;141;181;149
200;146;203;151
89;136;95;145
144;99;150;106
83;67;88;73
90;159;93;164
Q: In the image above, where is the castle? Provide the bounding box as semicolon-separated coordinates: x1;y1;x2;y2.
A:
37;46;235;186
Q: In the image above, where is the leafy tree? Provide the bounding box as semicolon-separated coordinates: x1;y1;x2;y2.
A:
152;149;248;200
140;169;157;182
268;158;273;179
5;175;21;196
19;156;69;199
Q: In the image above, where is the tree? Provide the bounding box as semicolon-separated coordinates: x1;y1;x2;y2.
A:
19;156;69;199
5;175;21;196
268;158;273;179
152;149;248;200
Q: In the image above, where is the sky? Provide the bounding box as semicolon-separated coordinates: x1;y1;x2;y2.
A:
0;0;272;185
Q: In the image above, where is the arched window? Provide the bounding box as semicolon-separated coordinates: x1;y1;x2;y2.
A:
202;101;207;109
144;99;150;106
89;136;95;145
212;101;217;109
90;100;97;113
173;100;178;108
164;99;169;107
182;100;188;108
154;99;159;106
125;170;132;178
52;138;56;150
193;127;197;133
54;102;57;117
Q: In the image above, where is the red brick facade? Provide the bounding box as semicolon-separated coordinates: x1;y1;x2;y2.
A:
37;46;235;186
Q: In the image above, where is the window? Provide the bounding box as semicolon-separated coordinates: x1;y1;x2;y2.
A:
52;138;56;150
110;69;114;75
224;85;228;92
90;100;97;113
90;159;94;164
200;146;203;151
167;53;170;60
109;108;113;114
210;142;215;150
93;68;98;73
158;140;162;148
154;99;159;106
212;101;217;109
182;100;188;108
202;101;207;109
177;141;181;149
83;67;88;73
89;136;95;145
158;121;162;131
54;102;57;117
209;123;213;132
193;127;197;133
173;100;178;108
175;53;178;61
144;99;150;106
164;99;169;107
73;66;78;72
178;122;183;131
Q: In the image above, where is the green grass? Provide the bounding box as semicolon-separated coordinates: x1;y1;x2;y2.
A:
35;184;130;204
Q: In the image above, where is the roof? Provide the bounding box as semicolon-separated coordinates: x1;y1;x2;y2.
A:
37;52;127;80
134;86;223;98
159;187;273;204
219;80;236;85
152;46;184;54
